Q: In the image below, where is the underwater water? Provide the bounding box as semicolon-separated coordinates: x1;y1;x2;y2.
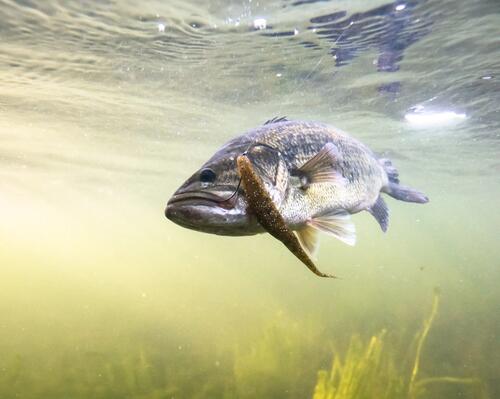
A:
0;0;499;398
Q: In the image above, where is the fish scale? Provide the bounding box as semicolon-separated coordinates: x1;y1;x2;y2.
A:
244;121;387;224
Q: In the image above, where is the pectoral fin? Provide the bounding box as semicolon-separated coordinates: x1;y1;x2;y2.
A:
298;143;345;185
307;210;356;246
368;195;389;232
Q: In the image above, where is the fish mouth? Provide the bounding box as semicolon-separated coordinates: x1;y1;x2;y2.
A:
166;190;236;218
167;191;233;206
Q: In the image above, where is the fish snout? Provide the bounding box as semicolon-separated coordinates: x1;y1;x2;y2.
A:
164;199;200;228
165;202;174;220
165;191;219;225
165;194;189;221
165;193;182;222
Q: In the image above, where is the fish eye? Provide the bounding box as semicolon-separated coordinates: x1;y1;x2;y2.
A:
199;168;216;183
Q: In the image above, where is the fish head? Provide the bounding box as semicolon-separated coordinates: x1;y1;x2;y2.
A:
165;153;257;236
166;139;291;236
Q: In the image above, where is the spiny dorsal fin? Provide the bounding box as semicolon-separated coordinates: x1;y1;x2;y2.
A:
307;209;356;246
263;116;288;125
296;226;320;259
368;195;389;232
298;142;346;185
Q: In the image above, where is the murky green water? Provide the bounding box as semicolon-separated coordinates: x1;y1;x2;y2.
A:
1;0;499;398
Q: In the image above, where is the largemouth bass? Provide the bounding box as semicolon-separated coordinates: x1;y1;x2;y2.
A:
166;118;428;276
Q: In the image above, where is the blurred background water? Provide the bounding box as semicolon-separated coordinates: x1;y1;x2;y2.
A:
0;0;499;398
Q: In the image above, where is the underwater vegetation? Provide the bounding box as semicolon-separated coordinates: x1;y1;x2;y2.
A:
0;290;489;399
312;289;488;399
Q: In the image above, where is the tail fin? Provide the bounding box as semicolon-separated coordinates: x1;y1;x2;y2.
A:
379;158;429;204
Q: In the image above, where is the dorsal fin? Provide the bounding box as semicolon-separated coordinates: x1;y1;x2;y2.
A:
263;116;288;125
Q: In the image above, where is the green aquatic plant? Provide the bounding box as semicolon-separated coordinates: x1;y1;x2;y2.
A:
407;290;485;399
312;289;487;399
312;331;405;399
0;291;490;399
232;314;327;399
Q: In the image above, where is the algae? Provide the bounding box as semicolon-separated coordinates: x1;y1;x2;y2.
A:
312;289;487;399
0;291;490;398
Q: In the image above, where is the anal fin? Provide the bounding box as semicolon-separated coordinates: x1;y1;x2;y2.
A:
368;195;389;232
